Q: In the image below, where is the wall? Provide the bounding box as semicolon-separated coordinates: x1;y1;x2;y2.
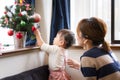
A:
0;49;48;79
0;48;120;80
35;0;52;44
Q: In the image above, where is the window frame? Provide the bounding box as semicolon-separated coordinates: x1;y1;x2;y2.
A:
111;0;120;44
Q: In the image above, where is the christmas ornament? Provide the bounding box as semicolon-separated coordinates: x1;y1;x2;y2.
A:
0;1;35;33
16;32;23;39
33;13;41;23
20;20;26;27
4;11;7;14
21;11;27;15
8;29;13;36
7;12;12;18
18;12;22;16
32;26;36;32
0;0;42;49
20;0;24;4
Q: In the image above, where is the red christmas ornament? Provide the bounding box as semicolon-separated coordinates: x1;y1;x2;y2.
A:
25;4;30;7
16;32;23;39
18;13;22;17
4;11;7;14
14;2;17;4
33;13;41;23
32;26;36;32
8;29;13;36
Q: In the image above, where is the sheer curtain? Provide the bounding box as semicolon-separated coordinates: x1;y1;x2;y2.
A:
115;0;120;40
0;0;14;46
71;0;111;43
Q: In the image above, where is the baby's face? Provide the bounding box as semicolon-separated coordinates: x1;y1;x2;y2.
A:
53;34;64;47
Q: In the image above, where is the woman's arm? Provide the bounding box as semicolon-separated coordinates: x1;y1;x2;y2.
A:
67;58;80;70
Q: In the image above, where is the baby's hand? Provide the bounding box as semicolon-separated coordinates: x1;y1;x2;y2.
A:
67;58;80;70
33;28;40;35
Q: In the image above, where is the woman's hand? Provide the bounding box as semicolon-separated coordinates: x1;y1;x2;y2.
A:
67;58;80;70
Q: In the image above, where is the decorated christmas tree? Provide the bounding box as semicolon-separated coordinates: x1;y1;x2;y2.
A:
0;0;41;39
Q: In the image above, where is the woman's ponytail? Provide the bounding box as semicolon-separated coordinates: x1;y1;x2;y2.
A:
102;40;111;53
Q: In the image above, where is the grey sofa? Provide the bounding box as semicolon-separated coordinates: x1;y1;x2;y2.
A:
1;65;49;80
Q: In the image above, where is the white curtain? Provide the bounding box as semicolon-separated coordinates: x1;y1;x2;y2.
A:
115;0;120;40
0;0;14;45
71;0;111;43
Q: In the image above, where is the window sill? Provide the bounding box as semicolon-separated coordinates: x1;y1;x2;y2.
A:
0;44;120;58
70;44;120;50
0;46;40;58
110;44;120;50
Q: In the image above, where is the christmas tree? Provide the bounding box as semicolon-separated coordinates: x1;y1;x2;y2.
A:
0;0;41;39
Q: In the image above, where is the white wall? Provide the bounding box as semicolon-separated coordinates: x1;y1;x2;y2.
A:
0;48;120;80
35;0;52;44
0;49;48;79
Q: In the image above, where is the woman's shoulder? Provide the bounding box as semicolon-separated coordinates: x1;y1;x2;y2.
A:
82;47;108;58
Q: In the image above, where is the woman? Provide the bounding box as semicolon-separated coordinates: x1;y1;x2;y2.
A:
67;17;120;80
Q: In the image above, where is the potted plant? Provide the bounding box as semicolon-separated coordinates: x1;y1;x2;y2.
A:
0;0;41;48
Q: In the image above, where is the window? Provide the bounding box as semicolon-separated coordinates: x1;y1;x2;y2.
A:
0;0;15;48
111;0;120;44
71;0;111;44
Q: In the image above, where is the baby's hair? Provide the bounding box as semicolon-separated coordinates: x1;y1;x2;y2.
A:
58;29;75;49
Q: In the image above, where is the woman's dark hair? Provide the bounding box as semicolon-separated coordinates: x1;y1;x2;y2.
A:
58;29;75;49
77;17;111;52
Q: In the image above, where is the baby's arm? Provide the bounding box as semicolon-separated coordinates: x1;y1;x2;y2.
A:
67;58;80;70
34;28;58;54
34;29;44;47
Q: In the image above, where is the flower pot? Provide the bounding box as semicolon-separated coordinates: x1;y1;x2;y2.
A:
14;31;27;49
